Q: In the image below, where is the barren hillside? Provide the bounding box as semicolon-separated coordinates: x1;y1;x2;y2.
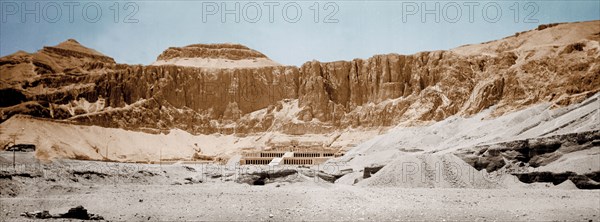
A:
0;20;599;163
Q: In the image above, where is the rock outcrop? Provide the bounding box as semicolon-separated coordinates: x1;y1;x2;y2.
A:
0;39;115;87
157;43;269;61
1;21;599;136
152;43;281;68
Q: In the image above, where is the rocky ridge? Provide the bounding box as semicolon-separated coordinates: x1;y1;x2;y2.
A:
0;21;599;137
153;43;282;68
156;43;269;61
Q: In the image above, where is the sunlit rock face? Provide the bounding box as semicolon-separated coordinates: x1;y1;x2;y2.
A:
152;43;282;68
1;21;599;135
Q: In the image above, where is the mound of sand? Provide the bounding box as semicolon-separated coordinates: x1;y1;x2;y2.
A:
357;154;507;188
355;153;585;189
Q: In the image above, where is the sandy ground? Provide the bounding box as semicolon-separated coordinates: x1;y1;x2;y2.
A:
3;183;599;221
1;152;599;221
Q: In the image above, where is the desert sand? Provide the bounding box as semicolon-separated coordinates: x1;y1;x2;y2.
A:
1;152;599;221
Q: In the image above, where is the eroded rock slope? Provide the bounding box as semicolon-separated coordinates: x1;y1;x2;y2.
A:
1;21;599;137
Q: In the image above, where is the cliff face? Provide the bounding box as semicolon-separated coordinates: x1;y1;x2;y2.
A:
1;21;599;136
70;64;299;134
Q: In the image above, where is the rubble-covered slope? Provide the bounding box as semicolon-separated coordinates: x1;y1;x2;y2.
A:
332;93;599;188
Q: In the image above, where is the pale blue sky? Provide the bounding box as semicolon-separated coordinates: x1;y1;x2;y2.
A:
0;1;599;66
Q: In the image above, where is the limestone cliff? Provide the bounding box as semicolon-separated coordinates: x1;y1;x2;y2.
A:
1;21;599;136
